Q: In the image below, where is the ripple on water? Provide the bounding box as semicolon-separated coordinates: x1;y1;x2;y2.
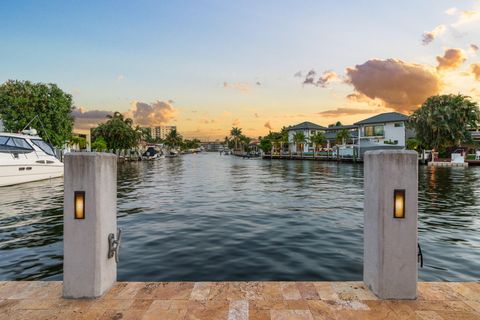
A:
0;153;479;281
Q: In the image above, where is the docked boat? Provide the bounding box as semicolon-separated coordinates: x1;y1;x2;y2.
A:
0;130;63;187
142;145;162;160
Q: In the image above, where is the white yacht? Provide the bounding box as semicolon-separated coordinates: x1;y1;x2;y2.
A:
0;129;63;187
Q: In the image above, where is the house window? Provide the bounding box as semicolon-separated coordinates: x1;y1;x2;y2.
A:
364;125;384;137
394;122;403;127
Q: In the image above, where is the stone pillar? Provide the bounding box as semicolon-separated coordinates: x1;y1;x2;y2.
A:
363;150;418;300
63;153;117;299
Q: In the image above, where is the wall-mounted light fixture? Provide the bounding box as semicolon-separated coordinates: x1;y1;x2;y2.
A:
74;191;85;219
393;189;405;219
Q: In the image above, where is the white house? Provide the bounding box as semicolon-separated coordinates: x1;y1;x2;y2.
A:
287;121;327;153
285;112;411;157
354;112;410;155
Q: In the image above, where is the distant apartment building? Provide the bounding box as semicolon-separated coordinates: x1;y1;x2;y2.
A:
150;125;176;140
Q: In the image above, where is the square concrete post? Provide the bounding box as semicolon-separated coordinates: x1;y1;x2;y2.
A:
63;153;117;299
363;150;418;299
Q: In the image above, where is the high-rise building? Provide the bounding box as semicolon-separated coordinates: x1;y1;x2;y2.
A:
150;125;176;140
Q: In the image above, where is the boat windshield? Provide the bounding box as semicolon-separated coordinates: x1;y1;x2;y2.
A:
0;135;34;151
31;139;55;156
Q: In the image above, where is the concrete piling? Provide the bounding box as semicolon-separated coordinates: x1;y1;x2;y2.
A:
363;150;418;299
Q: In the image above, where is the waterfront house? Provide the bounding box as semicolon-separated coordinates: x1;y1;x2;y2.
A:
285;112;411;157
354;112;410;155
324;124;359;148
287;121;327;153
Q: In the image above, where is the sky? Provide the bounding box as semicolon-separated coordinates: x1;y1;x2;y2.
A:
1;0;479;140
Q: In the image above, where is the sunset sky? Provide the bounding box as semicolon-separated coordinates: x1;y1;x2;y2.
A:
1;0;479;140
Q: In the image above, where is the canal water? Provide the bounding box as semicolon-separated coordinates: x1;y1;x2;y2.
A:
0;153;479;281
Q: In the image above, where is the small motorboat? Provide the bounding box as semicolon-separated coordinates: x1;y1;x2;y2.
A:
164;150;179;158
142;146;161;160
0;129;63;187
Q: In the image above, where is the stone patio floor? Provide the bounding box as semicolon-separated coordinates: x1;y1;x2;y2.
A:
0;281;479;319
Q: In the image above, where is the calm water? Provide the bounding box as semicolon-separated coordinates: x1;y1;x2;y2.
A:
0;153;479;281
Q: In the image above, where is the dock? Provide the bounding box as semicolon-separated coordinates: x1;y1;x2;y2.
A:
261;154;361;162
1;281;479;319
427;161;469;167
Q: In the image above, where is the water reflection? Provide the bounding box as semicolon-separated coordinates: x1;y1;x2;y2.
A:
0;153;479;281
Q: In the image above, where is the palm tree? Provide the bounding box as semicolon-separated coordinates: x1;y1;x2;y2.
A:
68;136;87;150
165;129;182;149
224;136;231;149
280;126;289;155
272;133;282;155
336;129;350;145
92;112;139;150
310;132;326;158
230;127;242;151
293;131;306;157
239;135;251;153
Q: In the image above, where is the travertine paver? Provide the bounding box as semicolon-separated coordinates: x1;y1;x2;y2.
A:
0;281;479;319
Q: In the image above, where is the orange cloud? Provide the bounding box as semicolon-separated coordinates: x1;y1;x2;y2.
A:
264;121;272;130
345;59;442;113
317;107;381;117
471;63;480;81
200;118;216;124
302;70;338;87
72;107;112;130
436;48;466;71
422;25;446;45
126;100;176;126
223;82;251;93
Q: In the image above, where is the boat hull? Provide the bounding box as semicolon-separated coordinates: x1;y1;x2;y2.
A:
0;164;64;187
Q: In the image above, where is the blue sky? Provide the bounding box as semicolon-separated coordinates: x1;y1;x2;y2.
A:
1;1;479;138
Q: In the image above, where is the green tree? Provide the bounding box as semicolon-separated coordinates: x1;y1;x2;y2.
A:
259;136;273;154
224;136;234;149
280;126;289;154
270;132;282;155
68;135;87;150
230;127;242;151
409;94;480;151
140;127;155;143
293;131;306;156
92;112;142;149
0;80;74;147
91;137;107;151
183;138;201;150
310;132;326;157
164;128;182;148
406;138;421;151
239;134;251;152
329;121;343;127
336;128;350;145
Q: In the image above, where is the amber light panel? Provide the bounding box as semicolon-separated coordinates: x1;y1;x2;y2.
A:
74;191;85;219
393;189;405;219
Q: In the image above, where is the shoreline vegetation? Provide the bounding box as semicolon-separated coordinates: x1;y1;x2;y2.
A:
0;81;479;162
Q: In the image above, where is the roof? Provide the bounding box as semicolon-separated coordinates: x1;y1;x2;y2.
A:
354;112;408;125
324;131;358;140
326;124;358;131
287;121;327;131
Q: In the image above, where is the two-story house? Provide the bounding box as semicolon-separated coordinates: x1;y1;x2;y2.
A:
354;112;410;155
287;121;327;153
